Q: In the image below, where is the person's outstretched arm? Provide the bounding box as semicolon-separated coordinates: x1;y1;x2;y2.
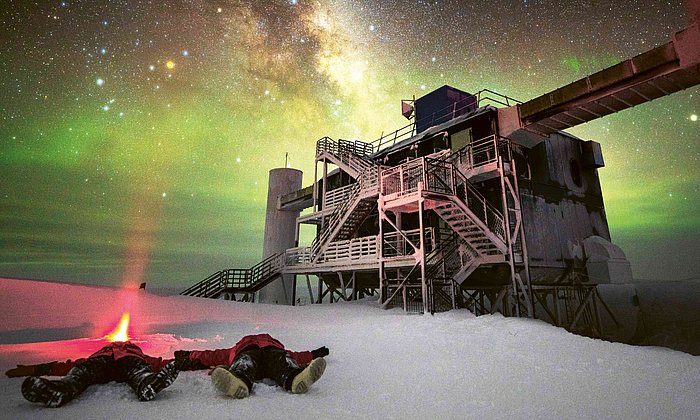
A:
5;358;87;377
176;348;235;369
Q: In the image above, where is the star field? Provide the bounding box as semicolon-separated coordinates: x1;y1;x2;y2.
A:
0;0;698;288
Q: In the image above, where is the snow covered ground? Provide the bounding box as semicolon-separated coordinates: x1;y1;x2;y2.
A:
1;278;698;419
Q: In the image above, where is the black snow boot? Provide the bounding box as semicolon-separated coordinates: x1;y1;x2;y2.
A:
21;377;75;408
21;357;109;408
125;359;179;401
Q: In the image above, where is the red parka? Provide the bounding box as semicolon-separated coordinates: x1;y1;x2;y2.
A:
47;342;170;376
187;334;313;367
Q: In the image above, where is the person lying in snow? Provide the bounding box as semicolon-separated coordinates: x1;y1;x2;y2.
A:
6;333;328;402
5;341;179;408
174;333;329;398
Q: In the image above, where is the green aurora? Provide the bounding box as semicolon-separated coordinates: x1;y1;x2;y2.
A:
1;1;698;289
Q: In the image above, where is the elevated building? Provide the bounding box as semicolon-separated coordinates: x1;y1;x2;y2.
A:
181;14;700;337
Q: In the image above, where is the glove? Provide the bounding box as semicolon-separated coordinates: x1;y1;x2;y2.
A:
311;346;329;359
174;350;206;371
5;363;53;378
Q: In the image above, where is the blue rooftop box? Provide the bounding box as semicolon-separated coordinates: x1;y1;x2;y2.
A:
414;85;477;134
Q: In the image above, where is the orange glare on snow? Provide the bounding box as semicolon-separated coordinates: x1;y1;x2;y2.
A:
107;313;130;342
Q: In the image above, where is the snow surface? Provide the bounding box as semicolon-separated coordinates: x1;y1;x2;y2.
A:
1;278;698;419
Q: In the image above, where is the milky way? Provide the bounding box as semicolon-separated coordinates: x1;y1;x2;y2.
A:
1;0;698;288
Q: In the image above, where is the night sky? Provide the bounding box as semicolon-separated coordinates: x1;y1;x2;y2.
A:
1;0;698;290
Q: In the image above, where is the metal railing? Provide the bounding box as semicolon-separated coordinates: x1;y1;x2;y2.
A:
382;228;435;258
371;122;418;154
180;270;227;298
315;91;520;162
379;158;426;198
324;184;354;209
369;89;522;154
475;89;522;108
448;134;512;173
317;235;378;263
310;166;380;260
316;137;374;157
379;157;505;242
285;246;312;266
288;227;435;268
316;136;377;179
180;252;286;297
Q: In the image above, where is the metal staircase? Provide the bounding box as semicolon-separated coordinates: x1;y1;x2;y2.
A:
381;156;508;257
316;137;375;179
311;137;382;263
433;200;506;257
378;153;516;312
182;137;517;306
180;252;285;300
381;231;470;313
311;169;378;262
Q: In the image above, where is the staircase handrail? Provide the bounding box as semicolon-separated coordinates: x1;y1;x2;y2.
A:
310;166;379;260
310;178;362;257
180;270;225;297
380;230;465;309
380;157;505;242
424;157;506;242
425;230;475;279
182;251;287;297
316;136;377;181
450;162;506;242
244;252;286;287
324;183;355;209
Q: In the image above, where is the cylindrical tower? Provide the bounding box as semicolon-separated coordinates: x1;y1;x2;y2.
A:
257;168;302;304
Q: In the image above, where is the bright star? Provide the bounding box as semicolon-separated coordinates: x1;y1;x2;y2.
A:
100;48;107;55
96;78;105;86
166;60;175;69
318;16;329;29
182;50;189;57
149;64;155;71
691;114;698;122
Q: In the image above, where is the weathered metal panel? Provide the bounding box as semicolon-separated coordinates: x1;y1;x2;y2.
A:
518;132;611;284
